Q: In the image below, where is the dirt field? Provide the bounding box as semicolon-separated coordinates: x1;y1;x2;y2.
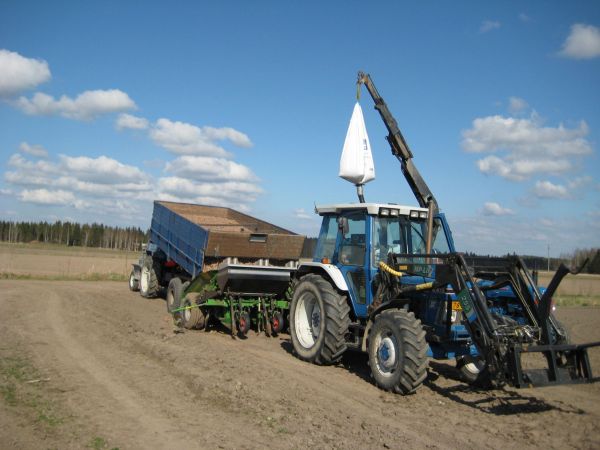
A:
1;280;599;450
538;271;600;297
0;243;138;278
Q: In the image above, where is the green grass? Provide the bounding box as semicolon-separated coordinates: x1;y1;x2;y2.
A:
554;295;600;307
0;272;127;282
88;436;119;450
0;354;64;429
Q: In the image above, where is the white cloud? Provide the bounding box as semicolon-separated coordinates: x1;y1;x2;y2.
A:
19;188;76;206
532;180;569;199
16;89;136;120
294;208;312;220
518;13;530;23
480;20;501;33
476;155;572;181
508;97;528;114
559;23;600;59
158;176;262;203
59;155;148;184
462;112;592;180
116;113;149;130
0;49;51;97
482;202;515;216
19;142;48;158
149;118;252;156
5;152;153;214
164;155;257;182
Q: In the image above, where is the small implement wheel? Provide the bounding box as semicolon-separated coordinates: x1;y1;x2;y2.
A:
180;297;205;330
271;311;285;334
368;309;428;395
290;274;351;365
128;270;139;292
237;311;251;336
456;355;487;384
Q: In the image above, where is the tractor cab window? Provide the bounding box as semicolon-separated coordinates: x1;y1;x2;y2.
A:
409;219;450;254
338;213;366;267
430;218;450;253
373;217;408;265
372;216;451;264
314;215;338;261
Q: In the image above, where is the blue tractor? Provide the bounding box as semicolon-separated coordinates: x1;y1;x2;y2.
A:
287;72;598;394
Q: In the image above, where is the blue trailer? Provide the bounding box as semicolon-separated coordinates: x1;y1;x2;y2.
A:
128;201;305;298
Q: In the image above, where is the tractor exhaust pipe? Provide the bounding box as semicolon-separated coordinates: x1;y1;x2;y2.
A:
425;200;434;253
356;184;365;203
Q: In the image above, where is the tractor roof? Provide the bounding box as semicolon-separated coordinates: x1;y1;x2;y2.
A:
315;203;428;216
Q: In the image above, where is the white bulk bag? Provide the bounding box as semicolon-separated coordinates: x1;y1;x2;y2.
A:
339;102;375;185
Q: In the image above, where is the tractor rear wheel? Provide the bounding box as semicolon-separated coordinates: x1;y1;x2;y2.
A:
290;274;351;365
368;309;428;395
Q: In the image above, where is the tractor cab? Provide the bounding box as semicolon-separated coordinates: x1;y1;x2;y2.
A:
312;203;454;319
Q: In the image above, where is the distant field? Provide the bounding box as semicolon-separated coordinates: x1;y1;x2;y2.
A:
1;244;599;302
0;242;138;280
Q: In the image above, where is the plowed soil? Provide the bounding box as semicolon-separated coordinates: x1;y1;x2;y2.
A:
1;280;599;449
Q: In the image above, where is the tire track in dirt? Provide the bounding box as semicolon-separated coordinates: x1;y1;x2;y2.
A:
1;280;600;450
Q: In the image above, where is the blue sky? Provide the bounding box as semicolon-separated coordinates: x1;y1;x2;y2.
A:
1;1;599;257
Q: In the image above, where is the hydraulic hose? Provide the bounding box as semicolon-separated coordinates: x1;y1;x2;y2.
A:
378;261;404;277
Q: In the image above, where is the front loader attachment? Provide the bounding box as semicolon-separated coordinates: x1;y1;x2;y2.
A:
509;341;600;388
388;252;600;389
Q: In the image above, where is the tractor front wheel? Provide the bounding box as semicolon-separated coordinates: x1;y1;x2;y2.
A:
139;256;159;298
368;309;428;395
290;274;351;365
128;270;139;292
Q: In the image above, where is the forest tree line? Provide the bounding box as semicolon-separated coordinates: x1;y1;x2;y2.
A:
1;220;598;273
0;220;149;251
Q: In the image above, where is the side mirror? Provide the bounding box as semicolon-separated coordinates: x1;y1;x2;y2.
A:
337;217;349;235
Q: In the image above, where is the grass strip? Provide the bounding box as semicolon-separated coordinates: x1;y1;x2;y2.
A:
0;272;127;282
554;295;600;307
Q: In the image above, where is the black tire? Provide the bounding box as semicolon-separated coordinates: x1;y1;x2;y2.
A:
368;309;428;395
457;314;517;387
139;256;159;298
271;310;285;334
237;311;251;336
289;274;351;365
166;278;183;313
128;270;139;292
456;355;487;384
180;297;205;330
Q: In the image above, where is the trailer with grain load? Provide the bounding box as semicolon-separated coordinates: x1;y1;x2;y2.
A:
128;201;304;335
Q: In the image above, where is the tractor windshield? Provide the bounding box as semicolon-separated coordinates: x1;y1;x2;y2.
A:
372;217;450;265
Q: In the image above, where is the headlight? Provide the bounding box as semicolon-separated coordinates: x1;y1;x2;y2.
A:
419;212;428;219
389;209;399;217
380;208;390;217
409;210;419;218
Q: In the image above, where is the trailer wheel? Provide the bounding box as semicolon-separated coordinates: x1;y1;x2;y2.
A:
128;270;139;292
368;309;429;395
166;278;183;313
290;274;351;365
180;298;205;330
140;256;159;298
